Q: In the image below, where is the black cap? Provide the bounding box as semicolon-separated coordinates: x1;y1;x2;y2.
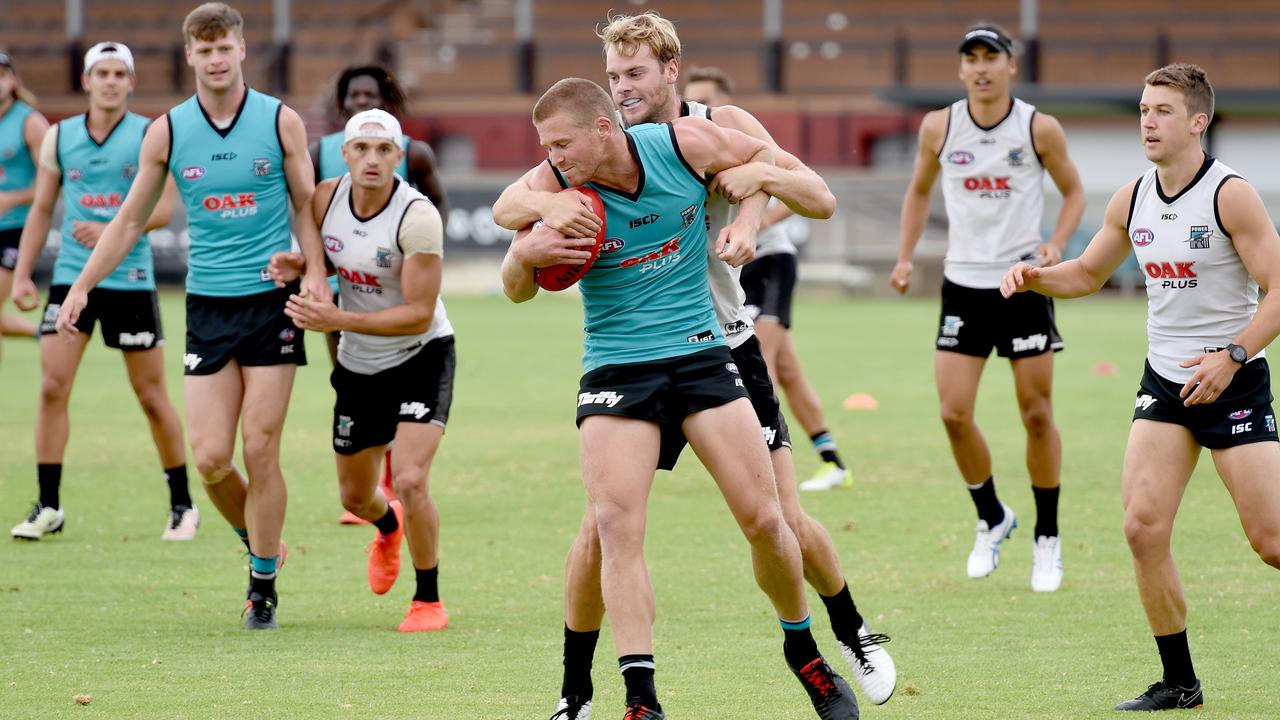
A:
0;52;13;70
959;26;1014;56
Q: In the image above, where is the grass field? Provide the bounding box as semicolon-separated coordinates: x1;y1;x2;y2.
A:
1;291;1277;719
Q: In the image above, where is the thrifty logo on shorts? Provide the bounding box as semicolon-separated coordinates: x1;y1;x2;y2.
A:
578;391;624;408
1011;334;1047;353
400;402;431;419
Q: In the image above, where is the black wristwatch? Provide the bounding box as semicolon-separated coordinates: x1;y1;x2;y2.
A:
1226;343;1248;365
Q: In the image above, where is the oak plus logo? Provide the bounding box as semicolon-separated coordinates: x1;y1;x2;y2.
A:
202;192;257;219
1144;260;1197;289
962;175;1011;199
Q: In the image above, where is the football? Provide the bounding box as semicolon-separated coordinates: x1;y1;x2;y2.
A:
533;186;607;291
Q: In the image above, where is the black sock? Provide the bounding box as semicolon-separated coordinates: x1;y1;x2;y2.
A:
782;618;821;671
967;477;1004;527
1154;630;1196;688
37;464;61;509
372;505;400;535
810;430;846;470
619;655;659;710
1032;486;1060;538
561;626;600;700
413;566;439;603
164;466;193;509
819;583;864;646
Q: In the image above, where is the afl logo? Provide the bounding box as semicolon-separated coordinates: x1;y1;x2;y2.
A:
1228;409;1253;420
947;151;975;165
181;166;206;180
1131;228;1155;247
68;168;84;181
324;235;344;252
602;238;624;254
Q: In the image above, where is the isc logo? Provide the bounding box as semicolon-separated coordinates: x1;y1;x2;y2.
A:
629;213;659;229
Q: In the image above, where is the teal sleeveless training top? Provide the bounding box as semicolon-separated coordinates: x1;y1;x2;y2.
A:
0;100;36;230
168;88;291;296
572;123;718;372
53;112;155;290
318;131;409;182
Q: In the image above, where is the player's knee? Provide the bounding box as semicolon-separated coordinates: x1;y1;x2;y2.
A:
939;405;974;433
1019;403;1055;437
738;502;787;547
592;501;644;548
1251;535;1280;569
339;483;375;514
1123;508;1170;553
391;465;429;499
134;386;171;422
197;459;235;486
239;431;280;470
39;375;72;407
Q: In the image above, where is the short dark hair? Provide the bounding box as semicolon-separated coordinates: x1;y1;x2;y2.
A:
1146;63;1214;122
335;65;408;119
685;66;733;97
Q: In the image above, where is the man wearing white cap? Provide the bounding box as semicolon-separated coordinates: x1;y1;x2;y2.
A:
9;42;195;542
269;109;454;633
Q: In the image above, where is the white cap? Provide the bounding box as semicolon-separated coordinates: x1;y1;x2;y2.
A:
84;42;135;75
343;109;402;145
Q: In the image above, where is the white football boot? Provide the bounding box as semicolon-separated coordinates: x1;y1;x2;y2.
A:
966;503;1017;579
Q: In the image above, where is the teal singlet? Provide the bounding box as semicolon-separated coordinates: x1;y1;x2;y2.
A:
0;99;36;230
317;131;409;182
168;88;291;296
568;122;718;372
53;112;155;290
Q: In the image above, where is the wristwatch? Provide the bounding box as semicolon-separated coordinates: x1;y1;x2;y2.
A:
1226;343;1248;365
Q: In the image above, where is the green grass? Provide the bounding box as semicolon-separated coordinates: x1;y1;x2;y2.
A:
1;292;1277;719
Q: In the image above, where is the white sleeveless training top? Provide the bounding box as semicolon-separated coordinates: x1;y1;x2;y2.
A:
938;98;1045;288
1127;155;1261;384
322;174;453;375
680;100;756;349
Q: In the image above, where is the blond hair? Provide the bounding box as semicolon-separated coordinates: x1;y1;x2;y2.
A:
1146;63;1214;121
183;2;244;44
533;78;615;127
597;11;681;64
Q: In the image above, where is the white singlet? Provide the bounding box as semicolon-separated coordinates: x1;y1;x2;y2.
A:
938;98;1046;288
1127;155;1261;384
682;100;756;348
322;174;453;375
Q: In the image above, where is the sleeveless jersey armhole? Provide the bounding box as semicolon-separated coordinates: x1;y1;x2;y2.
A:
548;159;569;189
1214;174;1244;239
54;121;64;184
1124;176;1144;233
666;122;708;187
163;112;173;170
395;198;430;255
1028;109;1043;163
936;106;952;159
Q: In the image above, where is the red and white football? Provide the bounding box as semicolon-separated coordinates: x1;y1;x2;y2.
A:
533;186;607;291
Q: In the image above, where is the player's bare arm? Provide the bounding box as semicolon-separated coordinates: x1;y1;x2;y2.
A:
1177;178;1280;405
279;105;329;301
1033;112;1085;266
10;125;62;310
269;178;339;286
672;115;773;266
705;104;835;219
408;140;449;218
1002;180;1136;299
892;108;947;293
0;112;46;214
286;205;443;336
492;162;602;238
